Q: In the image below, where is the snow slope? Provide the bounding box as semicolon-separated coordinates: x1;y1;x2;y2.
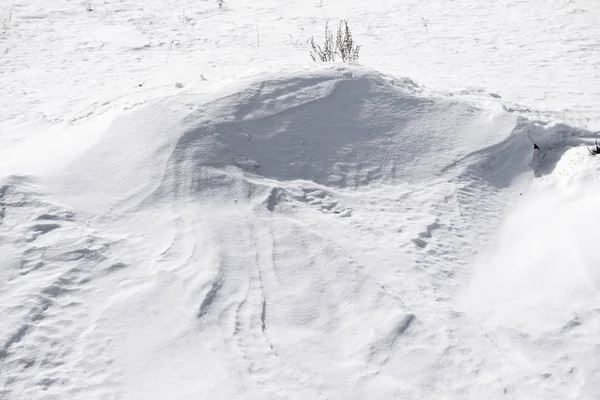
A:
1;0;600;399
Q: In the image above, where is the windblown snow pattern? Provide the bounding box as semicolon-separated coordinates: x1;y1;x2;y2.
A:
1;1;600;399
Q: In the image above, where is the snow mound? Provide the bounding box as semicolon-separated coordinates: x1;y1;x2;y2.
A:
50;66;527;212
3;66;600;400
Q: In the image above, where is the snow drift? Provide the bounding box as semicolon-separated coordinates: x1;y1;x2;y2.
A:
48;67;525;211
1;66;599;400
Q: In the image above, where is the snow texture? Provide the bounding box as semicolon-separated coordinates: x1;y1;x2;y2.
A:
1;1;599;399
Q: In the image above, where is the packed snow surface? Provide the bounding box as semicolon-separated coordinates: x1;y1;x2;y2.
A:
1;1;599;400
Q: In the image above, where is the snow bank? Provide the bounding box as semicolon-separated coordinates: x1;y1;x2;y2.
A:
1;66;599;400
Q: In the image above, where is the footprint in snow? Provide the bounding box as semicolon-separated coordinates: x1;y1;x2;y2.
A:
412;221;441;249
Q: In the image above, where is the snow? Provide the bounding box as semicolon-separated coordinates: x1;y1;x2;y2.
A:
1;0;600;399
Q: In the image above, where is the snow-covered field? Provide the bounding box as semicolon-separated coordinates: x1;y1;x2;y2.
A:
1;1;599;399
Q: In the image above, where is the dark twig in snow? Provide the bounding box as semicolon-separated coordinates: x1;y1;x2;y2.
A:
588;140;600;156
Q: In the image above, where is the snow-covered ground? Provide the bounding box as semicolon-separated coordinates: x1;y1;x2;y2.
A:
1;1;599;399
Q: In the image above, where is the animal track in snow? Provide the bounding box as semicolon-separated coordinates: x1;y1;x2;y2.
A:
264;186;353;217
412;220;441;249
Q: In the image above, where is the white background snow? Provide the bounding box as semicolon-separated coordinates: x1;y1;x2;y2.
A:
1;0;599;399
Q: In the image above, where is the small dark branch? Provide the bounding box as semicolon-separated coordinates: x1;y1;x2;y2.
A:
309;20;335;62
1;10;12;34
255;22;260;47
588;140;600;156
